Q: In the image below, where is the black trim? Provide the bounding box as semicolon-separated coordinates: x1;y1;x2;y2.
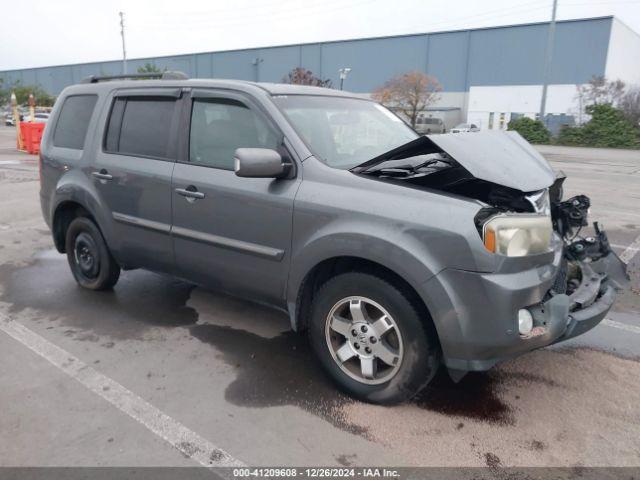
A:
114;88;182;98
112;212;171;233
172;226;285;261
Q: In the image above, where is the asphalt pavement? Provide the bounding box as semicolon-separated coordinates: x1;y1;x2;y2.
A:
0;125;639;469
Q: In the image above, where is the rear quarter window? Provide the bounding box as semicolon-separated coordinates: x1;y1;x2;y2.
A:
104;96;177;159
52;95;98;149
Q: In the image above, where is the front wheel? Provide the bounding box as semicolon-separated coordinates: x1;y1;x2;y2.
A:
309;272;440;404
65;217;120;290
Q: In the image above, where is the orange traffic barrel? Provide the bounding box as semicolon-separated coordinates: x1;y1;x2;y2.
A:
19;122;46;155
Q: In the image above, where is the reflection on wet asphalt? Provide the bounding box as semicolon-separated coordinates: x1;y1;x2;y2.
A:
0;252;367;433
0;251;198;339
415;371;513;425
0;249;636;439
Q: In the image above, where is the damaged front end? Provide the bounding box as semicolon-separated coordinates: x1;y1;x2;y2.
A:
544;177;629;342
353;131;629;365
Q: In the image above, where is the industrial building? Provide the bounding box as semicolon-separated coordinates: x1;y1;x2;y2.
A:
1;16;639;131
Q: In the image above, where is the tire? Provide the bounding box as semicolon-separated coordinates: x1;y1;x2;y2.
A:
308;272;440;404
65;217;120;290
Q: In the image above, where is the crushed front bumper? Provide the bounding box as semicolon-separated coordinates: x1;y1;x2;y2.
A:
425;238;627;375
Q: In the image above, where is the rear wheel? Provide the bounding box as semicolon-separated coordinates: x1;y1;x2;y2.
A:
65;217;120;290
309;272;439;404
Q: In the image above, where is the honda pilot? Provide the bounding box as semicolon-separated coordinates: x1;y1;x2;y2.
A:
39;72;628;404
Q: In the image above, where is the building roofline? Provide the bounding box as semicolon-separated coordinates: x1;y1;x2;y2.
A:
0;15;616;74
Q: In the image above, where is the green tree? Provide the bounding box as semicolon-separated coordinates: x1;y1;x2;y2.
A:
0;78;8;106
555;125;585;146
9;82;55;107
582;104;638;148
137;63;164;73
507;117;551;144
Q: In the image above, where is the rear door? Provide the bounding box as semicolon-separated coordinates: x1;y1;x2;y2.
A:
91;88;181;272
171;89;300;307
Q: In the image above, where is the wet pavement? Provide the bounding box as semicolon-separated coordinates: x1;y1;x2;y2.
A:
0;127;639;468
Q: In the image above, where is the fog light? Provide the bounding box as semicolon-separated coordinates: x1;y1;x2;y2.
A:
518;309;533;335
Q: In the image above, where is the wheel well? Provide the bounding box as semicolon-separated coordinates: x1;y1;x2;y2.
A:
52;202;94;253
295;257;438;341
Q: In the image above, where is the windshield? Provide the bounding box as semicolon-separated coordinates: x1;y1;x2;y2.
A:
273;95;418;169
455;123;470;129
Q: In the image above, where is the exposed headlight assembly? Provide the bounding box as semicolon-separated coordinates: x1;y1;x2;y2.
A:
483;214;552;257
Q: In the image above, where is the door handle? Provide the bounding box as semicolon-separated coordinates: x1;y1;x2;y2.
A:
92;170;113;181
175;187;205;200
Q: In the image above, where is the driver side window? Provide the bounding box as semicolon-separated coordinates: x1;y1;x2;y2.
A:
189;98;279;170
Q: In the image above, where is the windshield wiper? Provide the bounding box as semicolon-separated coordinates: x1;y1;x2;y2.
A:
365;157;452;176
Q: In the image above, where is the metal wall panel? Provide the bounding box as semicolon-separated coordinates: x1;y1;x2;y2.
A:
256;45;300;83
320;35;428;91
550;17;611;83
212;49;260;81
427;31;470;91
0;17;614;96
300;44;322;76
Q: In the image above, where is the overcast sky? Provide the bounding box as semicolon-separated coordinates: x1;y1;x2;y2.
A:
1;0;639;71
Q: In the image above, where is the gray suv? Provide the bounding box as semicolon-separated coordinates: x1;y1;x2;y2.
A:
39;72;627;404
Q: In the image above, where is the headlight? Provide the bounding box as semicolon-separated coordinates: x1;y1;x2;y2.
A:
483;214;552;256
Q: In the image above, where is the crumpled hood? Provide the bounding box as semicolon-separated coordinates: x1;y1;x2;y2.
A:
352;131;556;192
428;131;555;191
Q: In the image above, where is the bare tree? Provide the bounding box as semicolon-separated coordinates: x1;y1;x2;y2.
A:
372;71;442;128
620;86;640;127
578;75;626;106
283;68;332;88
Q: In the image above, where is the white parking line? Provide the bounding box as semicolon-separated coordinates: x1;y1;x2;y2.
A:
620;234;640;265
0;313;244;469
602;318;640;335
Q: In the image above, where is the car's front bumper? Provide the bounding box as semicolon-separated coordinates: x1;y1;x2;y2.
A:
422;240;624;374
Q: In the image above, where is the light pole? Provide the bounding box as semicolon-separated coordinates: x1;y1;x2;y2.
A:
252;57;263;82
119;11;127;74
539;0;558;123
339;67;351;90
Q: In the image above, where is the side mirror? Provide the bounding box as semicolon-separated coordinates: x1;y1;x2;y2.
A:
234;148;286;178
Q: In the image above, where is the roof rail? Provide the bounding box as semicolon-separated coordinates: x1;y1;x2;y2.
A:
80;70;189;84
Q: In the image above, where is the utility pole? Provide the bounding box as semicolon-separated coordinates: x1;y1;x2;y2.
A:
539;0;558;123
119;11;127;74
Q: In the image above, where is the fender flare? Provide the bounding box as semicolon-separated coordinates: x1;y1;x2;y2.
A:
285;230;444;332
50;170;117;255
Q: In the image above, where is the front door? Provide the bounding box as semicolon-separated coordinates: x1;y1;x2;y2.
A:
90;88;181;272
171;90;299;307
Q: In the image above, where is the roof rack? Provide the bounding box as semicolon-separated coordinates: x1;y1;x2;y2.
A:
80;70;189;84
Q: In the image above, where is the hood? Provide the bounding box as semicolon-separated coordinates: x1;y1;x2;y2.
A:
352;131;555;192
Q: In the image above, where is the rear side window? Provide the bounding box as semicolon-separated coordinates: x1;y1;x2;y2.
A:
53;95;98;149
189;98;279;170
105;96;177;159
